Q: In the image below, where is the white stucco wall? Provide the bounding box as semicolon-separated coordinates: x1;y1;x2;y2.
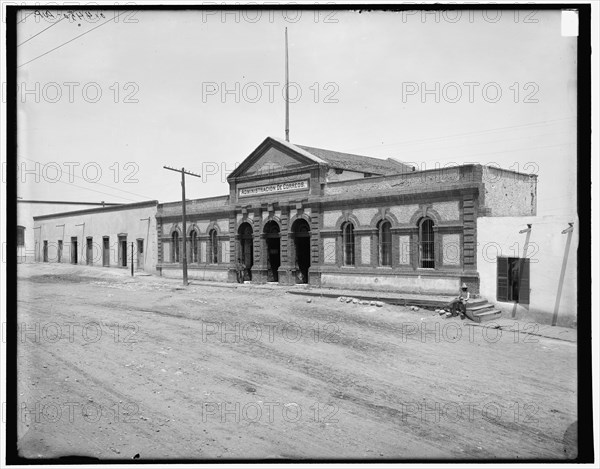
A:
32;202;158;274
477;215;578;326
17;201;117;262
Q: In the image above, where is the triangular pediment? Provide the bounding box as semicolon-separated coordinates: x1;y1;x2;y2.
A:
228;137;323;180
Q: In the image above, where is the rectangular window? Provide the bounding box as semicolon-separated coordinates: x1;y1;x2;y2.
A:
17;227;25;246
497;257;530;304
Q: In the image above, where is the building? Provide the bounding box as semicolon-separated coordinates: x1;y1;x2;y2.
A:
477;215;577;327
17;200;121;263
30;137;581;325
155;136;538;296
32;200;159;274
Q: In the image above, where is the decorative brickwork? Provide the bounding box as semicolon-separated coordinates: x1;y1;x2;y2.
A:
323;210;342;228
360;236;371;264
200;241;206;263
442;234;461;265
221;241;230;263
323;238;336;264
354;208;378;226
432;201;460;221
390;205;420;224
398;235;411;264
216;219;229;233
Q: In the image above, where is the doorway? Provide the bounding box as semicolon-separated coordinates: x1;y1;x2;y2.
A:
264;220;280;282
86;237;93;265
137;239;144;270
292;219;311;284
71;237;78;264
102;237;110;266
118;236;127;267
238;222;253;281
43;241;48;262
57;240;63;263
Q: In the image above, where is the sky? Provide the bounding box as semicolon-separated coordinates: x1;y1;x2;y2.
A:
14;7;578;217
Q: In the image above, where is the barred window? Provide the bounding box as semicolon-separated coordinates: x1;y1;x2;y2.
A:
342;222;355;266
209;229;219;264
191;231;198;263
172;232;180;263
419;218;435;269
378;220;392;266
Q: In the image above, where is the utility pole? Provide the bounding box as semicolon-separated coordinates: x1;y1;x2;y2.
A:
163;166;202;286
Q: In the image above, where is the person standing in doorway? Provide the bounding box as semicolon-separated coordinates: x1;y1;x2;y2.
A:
510;259;520;303
235;258;245;283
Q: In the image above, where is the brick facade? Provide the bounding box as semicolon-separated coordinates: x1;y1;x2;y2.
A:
154;137;537;295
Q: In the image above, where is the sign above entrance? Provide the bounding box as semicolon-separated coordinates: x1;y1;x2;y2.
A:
239;180;309;198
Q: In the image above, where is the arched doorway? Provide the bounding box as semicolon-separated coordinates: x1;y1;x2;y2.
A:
238;222;253;281
263;220;280;282
292;219;310;284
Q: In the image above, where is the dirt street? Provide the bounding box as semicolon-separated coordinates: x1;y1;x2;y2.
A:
16;263;578;460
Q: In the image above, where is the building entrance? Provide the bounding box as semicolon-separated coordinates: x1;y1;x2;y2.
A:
238;222;253;281
264;221;280;282
292;219;310;284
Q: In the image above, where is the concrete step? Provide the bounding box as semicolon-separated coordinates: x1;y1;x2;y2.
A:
473;309;503;323
467;303;495;313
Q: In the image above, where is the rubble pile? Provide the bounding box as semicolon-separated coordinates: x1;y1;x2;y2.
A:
337;297;384;307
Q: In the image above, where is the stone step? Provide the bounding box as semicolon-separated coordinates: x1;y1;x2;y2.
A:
473;309;503;323
467;303;495;312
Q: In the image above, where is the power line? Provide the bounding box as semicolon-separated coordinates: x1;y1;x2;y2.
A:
17;11;123;68
27;177;140;203
384;129;572;157
349;117;577;153
18;16;65;47
407;141;575;165
18;155;156;201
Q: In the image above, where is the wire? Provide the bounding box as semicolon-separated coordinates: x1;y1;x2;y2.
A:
407;142;575;165
26;178;140;203
17;11;35;24
18;155;156;201
18;16;65;47
349;117;577;152
17;11;123;68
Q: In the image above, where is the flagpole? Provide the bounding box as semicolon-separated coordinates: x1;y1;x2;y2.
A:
285;27;290;142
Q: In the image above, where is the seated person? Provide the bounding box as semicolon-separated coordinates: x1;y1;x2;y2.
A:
447;283;470;319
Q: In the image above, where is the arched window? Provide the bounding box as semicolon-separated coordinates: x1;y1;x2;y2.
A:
172;231;180;263
378;220;392;266
342;222;355;266
191;231;198;263
209;229;218;264
419;218;435;268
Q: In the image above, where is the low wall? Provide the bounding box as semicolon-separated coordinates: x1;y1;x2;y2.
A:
160;266;229;283
320;272;460;295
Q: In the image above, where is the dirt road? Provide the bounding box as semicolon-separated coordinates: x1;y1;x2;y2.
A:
16;264;578;460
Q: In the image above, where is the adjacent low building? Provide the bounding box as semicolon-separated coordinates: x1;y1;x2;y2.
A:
17;199;121;263
32;200;159;274
477;215;578;327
